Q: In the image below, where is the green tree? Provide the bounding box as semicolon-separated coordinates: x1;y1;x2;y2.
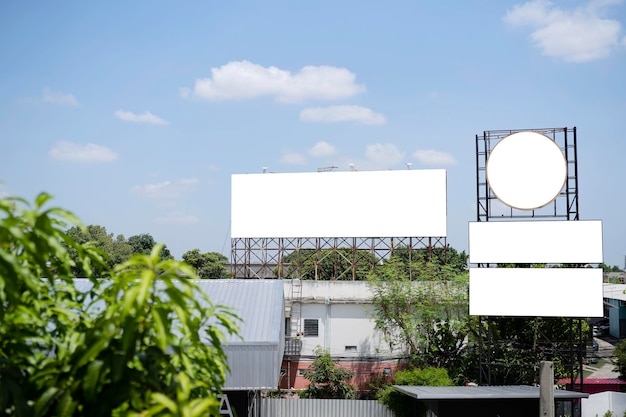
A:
182;249;229;279
128;233;173;259
302;348;355;399
0;193;239;416
368;256;469;374
278;248;378;280
460;317;589;385
613;339;626;379
66;224;133;274
599;263;623;272
392;244;468;275
377;367;453;417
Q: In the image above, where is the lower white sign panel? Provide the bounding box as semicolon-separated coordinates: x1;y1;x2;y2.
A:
469;268;603;317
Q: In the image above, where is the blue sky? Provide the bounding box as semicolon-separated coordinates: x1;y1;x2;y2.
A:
1;0;625;266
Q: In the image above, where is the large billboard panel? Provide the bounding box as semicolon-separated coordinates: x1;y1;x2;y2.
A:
468;220;603;264
231;170;447;238
469;267;603;317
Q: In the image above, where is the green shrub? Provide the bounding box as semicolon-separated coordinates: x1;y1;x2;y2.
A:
0;193;239;416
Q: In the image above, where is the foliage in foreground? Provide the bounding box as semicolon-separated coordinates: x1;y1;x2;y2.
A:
0;193;239;416
302;348;355;399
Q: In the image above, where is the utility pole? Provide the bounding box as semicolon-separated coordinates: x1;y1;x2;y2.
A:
539;361;554;417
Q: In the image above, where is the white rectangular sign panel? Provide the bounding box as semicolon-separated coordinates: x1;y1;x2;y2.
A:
469;267;603;317
231;170;447;238
468;220;603;264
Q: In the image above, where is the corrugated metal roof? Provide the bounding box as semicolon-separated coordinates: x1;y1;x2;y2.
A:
394;385;589;400
604;283;626;301
194;279;284;345
193;279;285;390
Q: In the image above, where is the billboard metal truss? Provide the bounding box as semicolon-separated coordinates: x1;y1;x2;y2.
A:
476;127;579;222
230;236;447;280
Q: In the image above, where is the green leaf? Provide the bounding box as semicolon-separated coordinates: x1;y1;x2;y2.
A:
83;359;105;401
34;386;61;417
151;392;178;413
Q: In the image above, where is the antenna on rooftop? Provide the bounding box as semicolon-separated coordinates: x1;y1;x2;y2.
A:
317;166;338;172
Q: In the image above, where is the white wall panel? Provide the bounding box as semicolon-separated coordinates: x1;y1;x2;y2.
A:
468;220;603;264
469;268;603;317
231;170;447;238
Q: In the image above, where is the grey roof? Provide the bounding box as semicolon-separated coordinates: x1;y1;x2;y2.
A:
394;385;589;400
604;283;626;302
195;279;284;345
194;280;285;390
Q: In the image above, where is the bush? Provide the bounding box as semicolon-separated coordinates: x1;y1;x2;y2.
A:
377;367;453;417
303;347;355;399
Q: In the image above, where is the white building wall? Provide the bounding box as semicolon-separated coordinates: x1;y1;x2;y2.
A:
288;280;401;359
582;392;626;417
299;302;396;358
328;304;387;357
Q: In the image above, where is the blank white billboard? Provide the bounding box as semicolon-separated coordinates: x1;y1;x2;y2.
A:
468;220;603;264
469;267;603;317
231;170;447;238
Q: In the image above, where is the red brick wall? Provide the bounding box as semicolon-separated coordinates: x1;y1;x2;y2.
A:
280;359;403;391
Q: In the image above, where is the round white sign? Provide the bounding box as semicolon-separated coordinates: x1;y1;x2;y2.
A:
486;131;567;210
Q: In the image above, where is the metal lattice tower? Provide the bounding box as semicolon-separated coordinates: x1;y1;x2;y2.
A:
475;127;585;392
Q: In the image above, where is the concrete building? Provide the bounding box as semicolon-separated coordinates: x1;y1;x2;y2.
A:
603;283;626;338
281;279;405;391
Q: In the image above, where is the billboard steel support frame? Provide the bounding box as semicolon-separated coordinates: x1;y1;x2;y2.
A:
230;236;447;280
475;127;585;393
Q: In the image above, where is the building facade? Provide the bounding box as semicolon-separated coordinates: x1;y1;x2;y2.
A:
281;280;405;391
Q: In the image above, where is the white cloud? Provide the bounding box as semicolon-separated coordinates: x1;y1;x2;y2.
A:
184;60;365;103
504;0;626;62
115;110;169;125
49;141;118;163
155;213;199;225
308;141;337;157
280;152;307;165
413;149;457;166
131;178;200;199
365;143;405;167
42;88;79;106
299;105;386;125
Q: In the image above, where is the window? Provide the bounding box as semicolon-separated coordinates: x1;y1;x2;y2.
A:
303;319;319;337
383;368;392;377
345;345;357;352
298;369;307;376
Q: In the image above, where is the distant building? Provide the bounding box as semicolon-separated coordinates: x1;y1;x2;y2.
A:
603;283;626;338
